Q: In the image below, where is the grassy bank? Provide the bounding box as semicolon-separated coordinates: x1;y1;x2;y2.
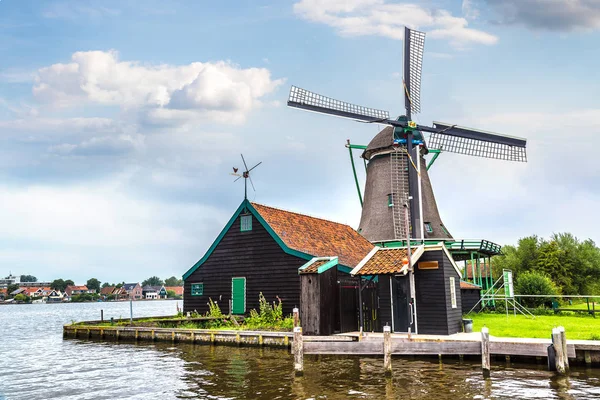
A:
470;313;600;340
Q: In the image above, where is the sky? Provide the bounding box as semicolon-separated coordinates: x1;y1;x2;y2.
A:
1;0;600;284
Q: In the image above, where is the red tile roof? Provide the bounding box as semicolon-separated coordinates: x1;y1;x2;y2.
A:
460;281;481;290
165;286;183;296
353;248;409;275
251;203;374;268
100;286;115;295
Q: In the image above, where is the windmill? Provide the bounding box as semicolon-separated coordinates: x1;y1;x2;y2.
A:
231;154;262;200
287;27;527;243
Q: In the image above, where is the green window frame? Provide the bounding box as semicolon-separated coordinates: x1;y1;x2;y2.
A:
424;222;433;233
240;214;252;232
387;194;394;207
191;283;204;296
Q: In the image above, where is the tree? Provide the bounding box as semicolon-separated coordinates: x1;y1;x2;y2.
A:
51;279;66;291
65;279;74;286
142;276;164;287
20;275;37;282
515;271;559;308
166;290;177;299
101;282;112;288
164;276;183;286
86;278;101;292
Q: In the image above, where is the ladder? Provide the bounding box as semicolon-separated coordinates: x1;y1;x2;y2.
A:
390;148;410;240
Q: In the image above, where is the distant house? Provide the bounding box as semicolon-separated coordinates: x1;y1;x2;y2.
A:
65;285;91;297
100;286;115;296
10;288;26;296
47;290;64;303
142;285;167;300
112;287;126;300
164;286;183;298
122;283;143;300
0;288;6;300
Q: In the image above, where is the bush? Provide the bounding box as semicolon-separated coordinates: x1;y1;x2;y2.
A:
13;293;30;303
515;271;559;308
244;293;293;330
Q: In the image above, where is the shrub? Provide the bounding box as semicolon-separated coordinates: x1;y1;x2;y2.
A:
244;293;293;330
515;271;559;308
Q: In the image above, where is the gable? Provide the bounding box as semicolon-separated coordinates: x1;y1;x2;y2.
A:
184;200;313;280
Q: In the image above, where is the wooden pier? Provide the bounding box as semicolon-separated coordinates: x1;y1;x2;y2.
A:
64;322;600;370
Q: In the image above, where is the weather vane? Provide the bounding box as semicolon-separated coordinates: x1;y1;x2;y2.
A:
231;154;262;200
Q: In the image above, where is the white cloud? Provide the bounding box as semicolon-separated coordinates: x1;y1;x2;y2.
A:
33;50;284;124
49;134;145;156
293;0;497;47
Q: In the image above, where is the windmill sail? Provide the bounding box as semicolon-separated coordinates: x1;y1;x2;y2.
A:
403;27;426;115
428;122;527;162
287;86;389;123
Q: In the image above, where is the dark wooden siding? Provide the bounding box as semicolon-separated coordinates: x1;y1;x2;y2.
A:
378;275;393;330
461;289;481;314
442;251;463;335
184;214;306;315
414;251;449;335
300;273;320;335
318;267;338;335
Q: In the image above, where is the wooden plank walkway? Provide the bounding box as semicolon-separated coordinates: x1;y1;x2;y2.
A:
302;332;587;358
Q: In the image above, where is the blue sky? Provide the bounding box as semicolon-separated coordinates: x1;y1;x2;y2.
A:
1;0;600;284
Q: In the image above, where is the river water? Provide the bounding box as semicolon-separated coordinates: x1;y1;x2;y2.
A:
1;301;600;399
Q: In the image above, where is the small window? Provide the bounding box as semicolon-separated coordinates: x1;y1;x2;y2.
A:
424;222;433;233
387;194;394;207
191;283;204;296
449;277;457;308
240;214;252;232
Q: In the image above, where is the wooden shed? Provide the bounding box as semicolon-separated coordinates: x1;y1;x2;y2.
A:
460;281;482;314
182;200;373;319
351;244;463;335
298;257;339;336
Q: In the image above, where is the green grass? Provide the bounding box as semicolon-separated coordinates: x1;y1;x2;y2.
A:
470;313;600;340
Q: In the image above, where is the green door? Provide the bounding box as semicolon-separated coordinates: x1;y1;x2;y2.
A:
231;277;246;314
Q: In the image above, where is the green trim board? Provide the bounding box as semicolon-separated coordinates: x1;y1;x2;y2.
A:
298;257;339;274
183;200;317;281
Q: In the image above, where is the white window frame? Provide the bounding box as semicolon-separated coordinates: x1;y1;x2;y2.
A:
449;277;457;308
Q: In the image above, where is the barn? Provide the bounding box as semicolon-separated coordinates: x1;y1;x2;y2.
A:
182;199;374;326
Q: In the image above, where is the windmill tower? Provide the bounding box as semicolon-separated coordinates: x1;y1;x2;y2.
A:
287;27;527;243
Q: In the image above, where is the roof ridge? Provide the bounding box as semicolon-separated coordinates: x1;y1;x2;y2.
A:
251;202;355;230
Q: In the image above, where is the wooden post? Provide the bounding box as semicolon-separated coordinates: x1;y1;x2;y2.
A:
191;331;195;343
151;330;155;341
293;307;300;328
101;309;104;322
135;329;139;341
552;327;566;375
481;327;490;378
293;327;304;376
383;325;392;376
558;326;569;372
116;329;120;341
585;351;592;366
